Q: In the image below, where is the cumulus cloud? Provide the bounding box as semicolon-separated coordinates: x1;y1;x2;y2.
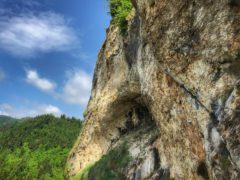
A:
0;103;62;118
26;69;56;92
0;104;12;116
25;69;92;107
61;70;92;106
0;12;78;57
33;104;62;116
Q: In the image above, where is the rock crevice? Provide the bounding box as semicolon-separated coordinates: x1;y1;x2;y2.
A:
68;0;240;179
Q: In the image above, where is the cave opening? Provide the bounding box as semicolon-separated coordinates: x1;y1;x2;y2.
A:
117;102;156;136
197;161;209;180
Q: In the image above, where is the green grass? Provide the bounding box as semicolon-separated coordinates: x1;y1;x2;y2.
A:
73;142;131;180
107;0;133;34
72;164;94;180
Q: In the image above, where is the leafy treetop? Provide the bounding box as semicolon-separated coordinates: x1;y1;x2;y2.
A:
107;0;133;34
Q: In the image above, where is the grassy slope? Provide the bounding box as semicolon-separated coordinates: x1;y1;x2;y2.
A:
0;114;82;180
73;142;131;180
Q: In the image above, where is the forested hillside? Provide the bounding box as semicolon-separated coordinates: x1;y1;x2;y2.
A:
0;114;82;180
0;115;18;128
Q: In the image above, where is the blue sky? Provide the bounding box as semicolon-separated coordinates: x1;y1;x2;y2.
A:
0;0;110;118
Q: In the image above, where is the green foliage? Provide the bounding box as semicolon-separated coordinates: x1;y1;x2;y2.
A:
72;164;94;180
83;109;88;118
107;0;133;34
220;156;231;170
0;114;81;150
235;50;240;61
73;142;131;180
0;115;18;128
0;114;82;180
0;144;69;180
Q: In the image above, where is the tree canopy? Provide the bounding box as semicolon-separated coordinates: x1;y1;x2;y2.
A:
0;114;82;180
107;0;133;34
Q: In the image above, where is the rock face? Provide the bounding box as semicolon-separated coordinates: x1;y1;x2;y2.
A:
68;0;240;179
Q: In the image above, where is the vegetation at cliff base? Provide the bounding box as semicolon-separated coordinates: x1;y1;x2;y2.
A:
107;0;133;34
73;142;131;180
0;114;82;180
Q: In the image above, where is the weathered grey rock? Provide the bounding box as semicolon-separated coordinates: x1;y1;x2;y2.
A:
68;0;240;179
140;151;155;179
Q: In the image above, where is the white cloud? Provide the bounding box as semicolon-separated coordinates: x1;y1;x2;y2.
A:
25;69;92;107
62;70;92;106
0;12;78;57
0;104;12;116
0;69;5;81
0;103;62;118
33;104;62;116
26;69;56;92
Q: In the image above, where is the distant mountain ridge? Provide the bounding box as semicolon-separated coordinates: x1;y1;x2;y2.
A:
0;115;18;127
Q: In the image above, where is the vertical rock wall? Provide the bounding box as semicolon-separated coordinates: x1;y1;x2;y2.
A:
68;0;240;179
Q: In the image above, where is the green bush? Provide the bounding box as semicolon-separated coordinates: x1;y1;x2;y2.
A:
235;50;240;60
107;0;133;34
73;142;131;180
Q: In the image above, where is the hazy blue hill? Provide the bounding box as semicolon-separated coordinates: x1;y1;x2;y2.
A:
0;114;82;180
0;115;18;128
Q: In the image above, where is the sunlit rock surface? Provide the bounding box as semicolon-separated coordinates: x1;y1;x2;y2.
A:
68;0;240;179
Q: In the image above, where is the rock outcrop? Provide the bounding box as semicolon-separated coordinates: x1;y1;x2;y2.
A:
68;0;240;179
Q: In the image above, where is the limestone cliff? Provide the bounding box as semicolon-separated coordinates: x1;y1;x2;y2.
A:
68;0;240;179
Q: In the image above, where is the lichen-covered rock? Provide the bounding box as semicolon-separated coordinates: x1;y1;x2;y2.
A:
67;0;240;179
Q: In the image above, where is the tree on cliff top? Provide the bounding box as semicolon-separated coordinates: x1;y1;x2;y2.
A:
107;0;133;34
